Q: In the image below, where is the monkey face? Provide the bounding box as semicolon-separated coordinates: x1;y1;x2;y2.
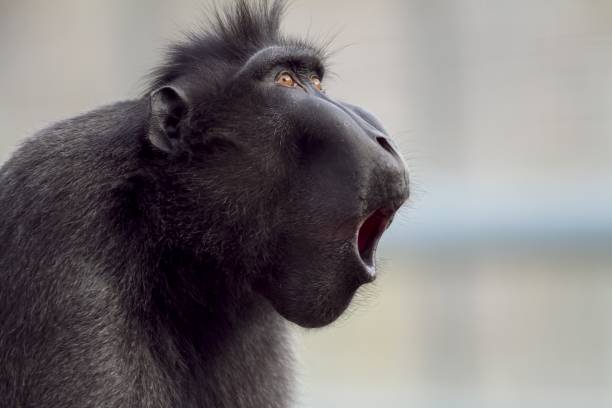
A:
247;57;408;327
148;45;409;328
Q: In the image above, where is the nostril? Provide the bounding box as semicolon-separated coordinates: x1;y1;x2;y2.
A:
376;136;397;157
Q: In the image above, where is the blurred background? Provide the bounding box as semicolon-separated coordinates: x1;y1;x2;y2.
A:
1;0;611;406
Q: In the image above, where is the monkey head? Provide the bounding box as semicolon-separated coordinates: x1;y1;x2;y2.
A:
145;2;409;328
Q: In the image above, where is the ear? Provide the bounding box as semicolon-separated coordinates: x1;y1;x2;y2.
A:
148;85;189;153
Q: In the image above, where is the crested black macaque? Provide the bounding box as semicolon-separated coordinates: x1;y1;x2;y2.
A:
0;1;409;407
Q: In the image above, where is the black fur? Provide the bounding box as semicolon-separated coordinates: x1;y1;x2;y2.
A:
0;1;409;407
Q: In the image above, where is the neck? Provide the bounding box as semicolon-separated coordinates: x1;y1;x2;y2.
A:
98;158;293;406
112;241;293;407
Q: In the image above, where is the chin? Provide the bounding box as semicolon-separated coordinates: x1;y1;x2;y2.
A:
256;205;399;329
275;295;356;329
259;257;368;328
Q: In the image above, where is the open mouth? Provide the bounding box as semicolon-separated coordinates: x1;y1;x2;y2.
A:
357;208;394;270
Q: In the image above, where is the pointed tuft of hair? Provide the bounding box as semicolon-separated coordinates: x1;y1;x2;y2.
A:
147;0;325;93
211;0;286;50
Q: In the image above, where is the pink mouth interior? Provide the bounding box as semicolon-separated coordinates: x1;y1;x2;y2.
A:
357;208;392;266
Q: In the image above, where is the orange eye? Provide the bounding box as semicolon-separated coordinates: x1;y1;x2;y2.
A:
310;75;323;91
275;72;296;87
